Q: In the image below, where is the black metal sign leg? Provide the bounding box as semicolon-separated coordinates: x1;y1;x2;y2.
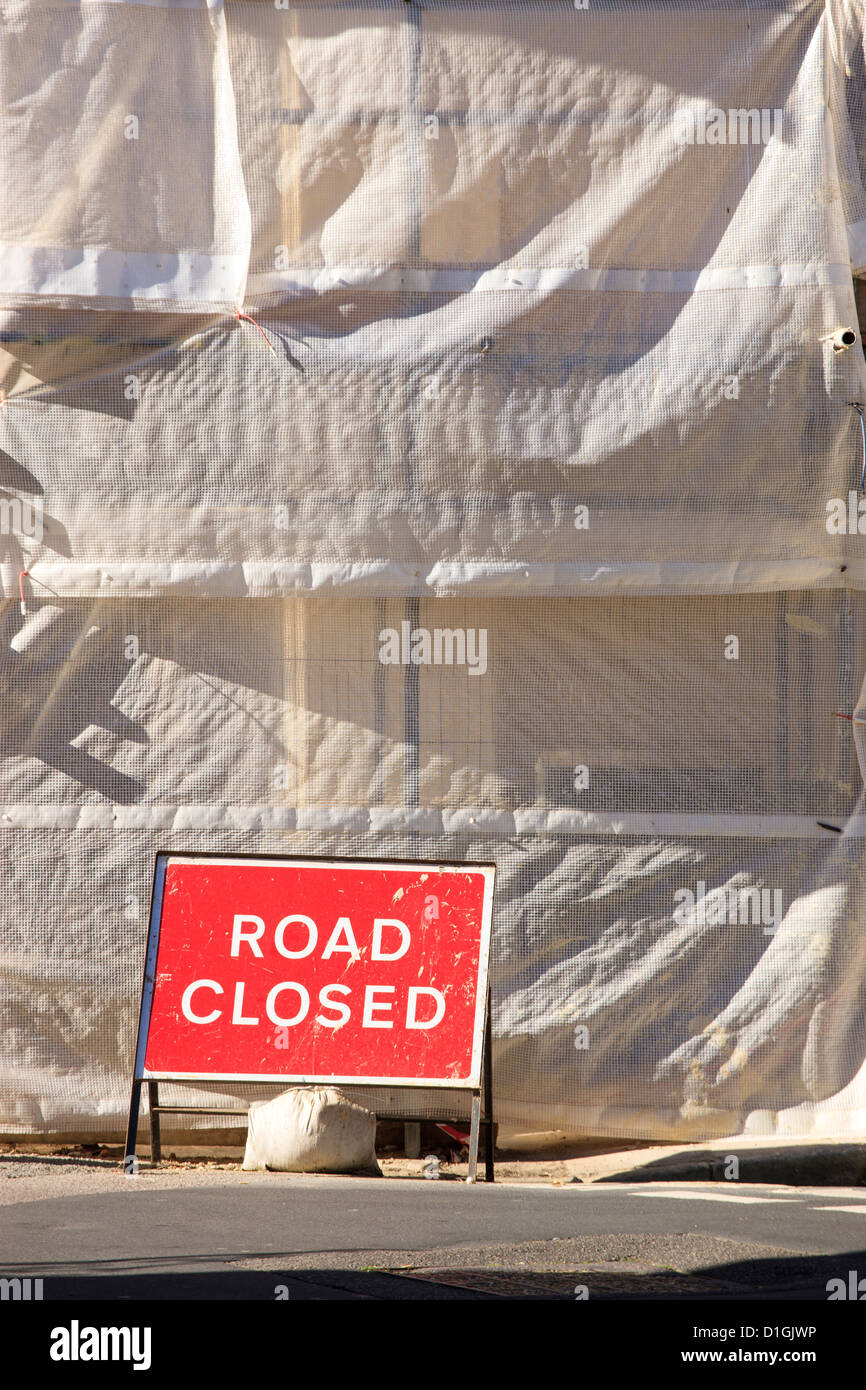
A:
484;994;494;1183
148;1081;162;1165
124;1080;142;1175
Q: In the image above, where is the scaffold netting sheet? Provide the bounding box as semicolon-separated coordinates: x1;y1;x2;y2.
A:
3;0;866;1140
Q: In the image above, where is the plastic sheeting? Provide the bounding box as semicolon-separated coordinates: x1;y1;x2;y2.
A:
3;0;866;1140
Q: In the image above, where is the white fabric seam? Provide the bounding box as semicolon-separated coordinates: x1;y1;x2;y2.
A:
0;805;858;837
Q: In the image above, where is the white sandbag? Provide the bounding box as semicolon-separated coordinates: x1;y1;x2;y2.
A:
242;1086;379;1174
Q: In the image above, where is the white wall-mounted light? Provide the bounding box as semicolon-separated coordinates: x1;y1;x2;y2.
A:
820;327;858;353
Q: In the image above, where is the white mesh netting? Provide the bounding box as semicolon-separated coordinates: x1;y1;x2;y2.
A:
3;0;866;1139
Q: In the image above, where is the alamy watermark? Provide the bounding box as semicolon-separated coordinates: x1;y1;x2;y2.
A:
0;496;42;545
674;106;783;145
673;879;783;934
378;623;487;676
827;1271;866;1299
827;493;866;534
50;1322;151;1371
0;1276;43;1301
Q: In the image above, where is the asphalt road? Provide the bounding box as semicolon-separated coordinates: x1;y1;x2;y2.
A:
3;1164;866;1299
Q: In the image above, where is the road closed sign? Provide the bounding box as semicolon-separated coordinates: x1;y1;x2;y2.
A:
134;854;495;1087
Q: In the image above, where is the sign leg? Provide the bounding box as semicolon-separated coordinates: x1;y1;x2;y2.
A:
124;1081;142;1174
484;993;494;1183
148;1081;162;1165
466;1092;481;1184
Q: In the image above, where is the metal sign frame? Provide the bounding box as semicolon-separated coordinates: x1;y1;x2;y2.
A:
124;851;496;1182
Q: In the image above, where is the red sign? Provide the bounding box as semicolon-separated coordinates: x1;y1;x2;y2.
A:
137;855;495;1087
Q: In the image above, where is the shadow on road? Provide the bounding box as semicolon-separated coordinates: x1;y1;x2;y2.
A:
10;1247;866;1301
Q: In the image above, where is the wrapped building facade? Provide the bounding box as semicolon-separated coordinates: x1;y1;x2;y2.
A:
3;0;866;1139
